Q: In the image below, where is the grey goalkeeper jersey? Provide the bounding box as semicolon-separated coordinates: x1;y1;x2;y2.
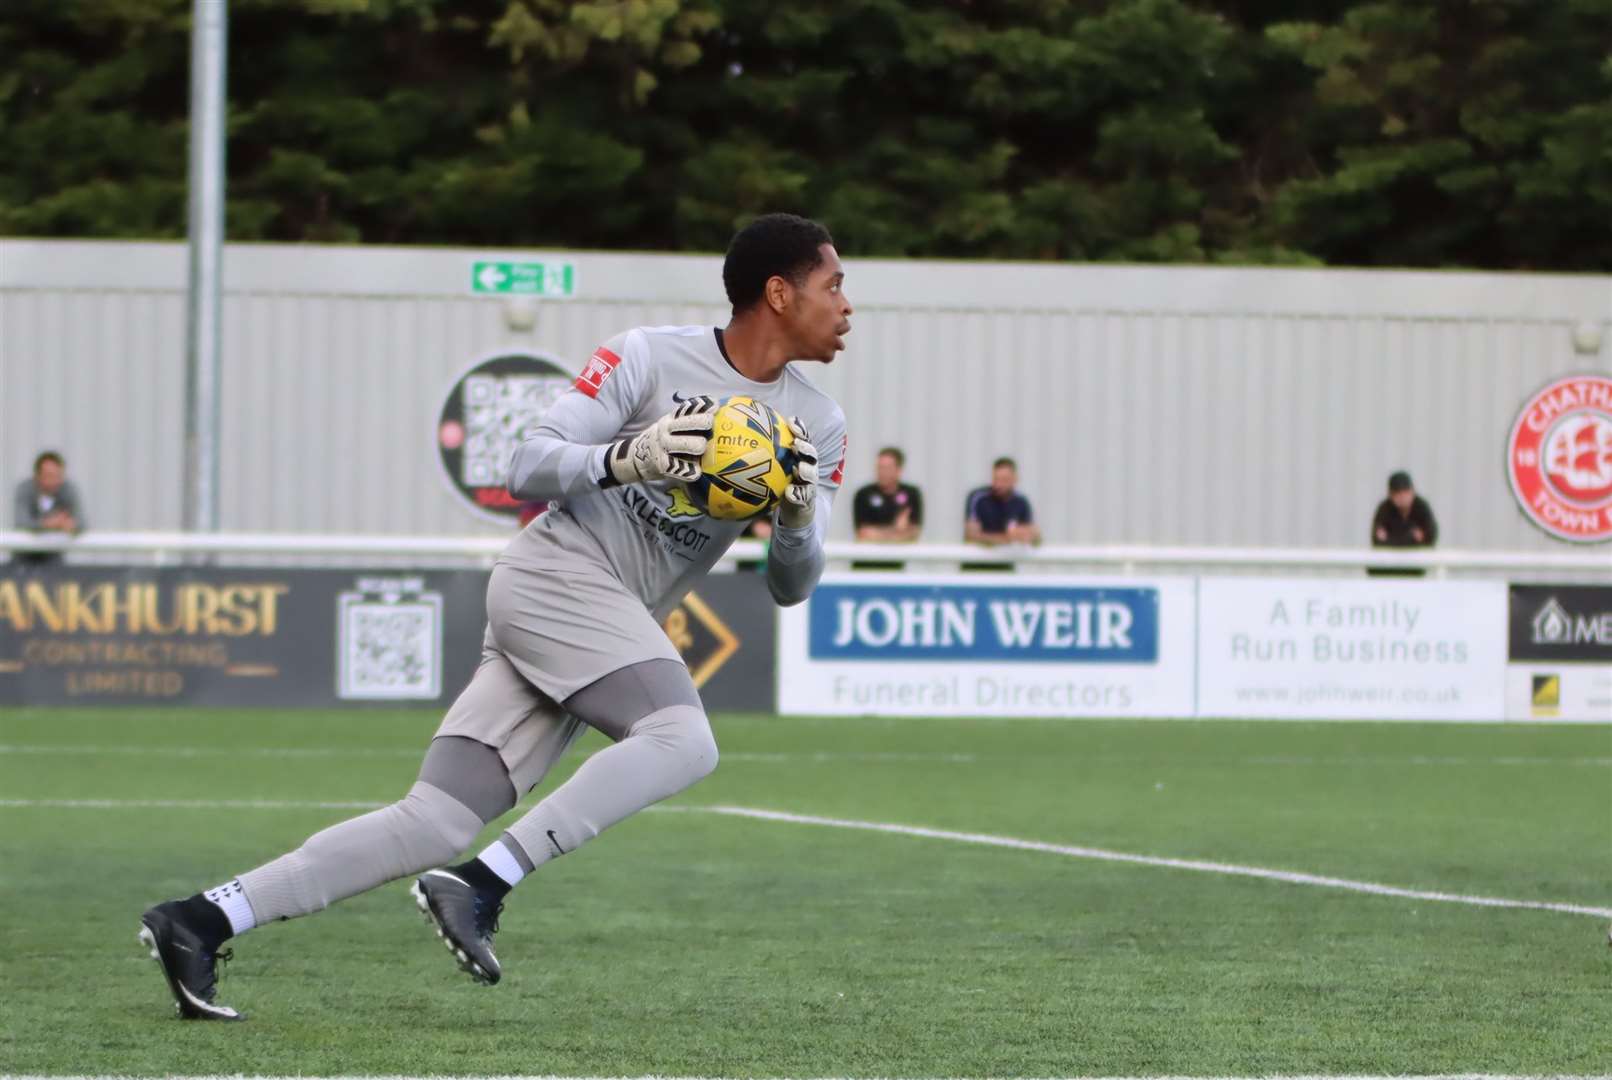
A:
502;324;848;621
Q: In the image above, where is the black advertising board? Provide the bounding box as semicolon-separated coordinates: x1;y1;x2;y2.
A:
664;570;775;713
0;567;487;707
1508;584;1612;663
0;564;775;712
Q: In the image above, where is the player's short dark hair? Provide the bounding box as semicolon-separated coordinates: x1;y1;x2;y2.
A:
723;213;834;312
993;456;1017;472
33;451;63;474
877;446;905;467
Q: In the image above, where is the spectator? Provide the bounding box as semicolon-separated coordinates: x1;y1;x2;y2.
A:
1370;470;1437;577
12;451;88;565
962;457;1038;572
852;446;922;570
965;457;1040;547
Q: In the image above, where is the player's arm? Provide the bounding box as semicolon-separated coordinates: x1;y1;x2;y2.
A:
506;333;711;500
766;414;844;607
768;487;835;606
506;334;646;500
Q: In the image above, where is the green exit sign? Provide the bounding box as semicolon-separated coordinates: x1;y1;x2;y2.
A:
470;261;576;297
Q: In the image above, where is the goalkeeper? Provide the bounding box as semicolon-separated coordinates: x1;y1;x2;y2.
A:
138;214;852;1020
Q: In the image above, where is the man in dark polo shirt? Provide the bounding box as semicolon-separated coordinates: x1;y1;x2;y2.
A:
851;446;923;571
964;458;1039;569
1370;470;1437;577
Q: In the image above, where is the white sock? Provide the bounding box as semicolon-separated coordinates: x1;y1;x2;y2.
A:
203;878;258;936
476;840;527;888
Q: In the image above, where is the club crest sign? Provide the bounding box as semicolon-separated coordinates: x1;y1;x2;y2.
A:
1506;373;1612;543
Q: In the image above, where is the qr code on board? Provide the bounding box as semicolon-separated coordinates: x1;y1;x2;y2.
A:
337;593;443;700
460;373;571;487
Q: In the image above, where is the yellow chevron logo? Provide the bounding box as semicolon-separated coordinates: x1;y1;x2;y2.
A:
720;459;773;500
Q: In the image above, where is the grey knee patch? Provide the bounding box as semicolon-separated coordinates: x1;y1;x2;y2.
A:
403;780;485;856
418;735;518;823
564;659;702;742
626;704;719;781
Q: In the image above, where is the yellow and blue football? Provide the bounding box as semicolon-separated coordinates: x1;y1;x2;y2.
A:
682;396;798;521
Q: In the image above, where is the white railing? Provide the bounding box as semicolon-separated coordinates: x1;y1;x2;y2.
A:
1;530;1606;576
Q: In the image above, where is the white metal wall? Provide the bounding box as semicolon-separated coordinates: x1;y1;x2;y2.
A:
2;239;1608;549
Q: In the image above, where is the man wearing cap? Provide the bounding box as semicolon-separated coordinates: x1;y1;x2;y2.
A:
1370;471;1438;576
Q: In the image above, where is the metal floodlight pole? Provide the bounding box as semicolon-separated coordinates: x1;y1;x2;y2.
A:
184;0;228;532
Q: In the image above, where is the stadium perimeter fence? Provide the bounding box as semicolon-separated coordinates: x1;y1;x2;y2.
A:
2;531;1606;722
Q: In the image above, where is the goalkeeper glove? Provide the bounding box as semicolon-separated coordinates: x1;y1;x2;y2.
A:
777;417;819;529
603;396;716;487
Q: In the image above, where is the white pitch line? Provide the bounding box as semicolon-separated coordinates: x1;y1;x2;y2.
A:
2;743;1606;767
2;795;1607;921
722;751;980;764
2;1076;1606;1080
688;805;1612;921
0;743;422;759
0;744;978;764
1243;754;1612;767
0;798;387;811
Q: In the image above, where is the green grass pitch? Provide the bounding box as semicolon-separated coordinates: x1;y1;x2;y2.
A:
0;706;1608;1076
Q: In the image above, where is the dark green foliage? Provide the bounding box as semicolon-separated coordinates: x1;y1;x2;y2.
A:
2;0;1607;267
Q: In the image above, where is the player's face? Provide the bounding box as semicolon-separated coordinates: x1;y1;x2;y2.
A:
788;244;853;362
1391;489;1415;513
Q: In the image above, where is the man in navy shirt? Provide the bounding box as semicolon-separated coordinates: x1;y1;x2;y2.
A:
965;457;1040;547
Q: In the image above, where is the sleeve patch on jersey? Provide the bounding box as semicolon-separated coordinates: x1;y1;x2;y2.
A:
829;434;847;485
575;346;622;399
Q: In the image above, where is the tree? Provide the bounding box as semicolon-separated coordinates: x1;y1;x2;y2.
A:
1265;0;1612;269
1;0;1606;270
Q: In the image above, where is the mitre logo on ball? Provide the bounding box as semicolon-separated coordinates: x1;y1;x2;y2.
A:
1506;373;1612;543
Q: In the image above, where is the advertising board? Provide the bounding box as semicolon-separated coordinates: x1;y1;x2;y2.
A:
1503;584;1612;722
1195;577;1508;721
0;566;775;711
777;574;1196;717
